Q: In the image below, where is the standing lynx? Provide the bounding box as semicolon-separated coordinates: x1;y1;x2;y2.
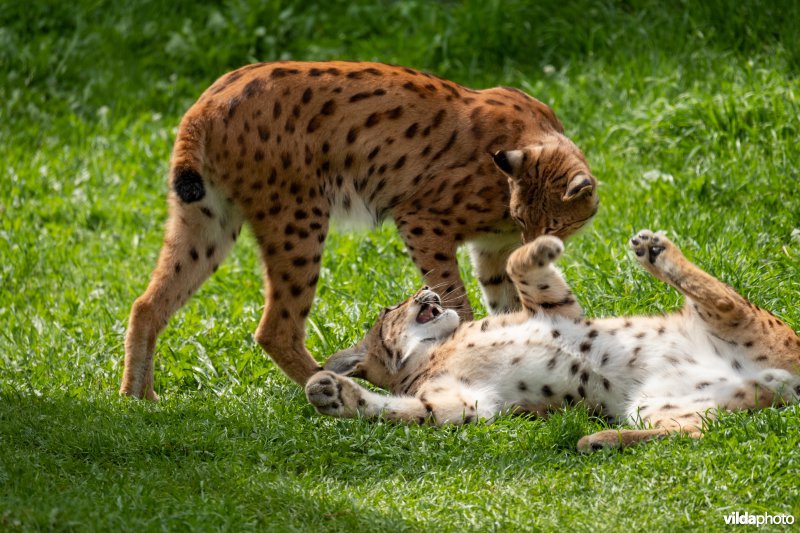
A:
120;61;598;399
307;230;800;451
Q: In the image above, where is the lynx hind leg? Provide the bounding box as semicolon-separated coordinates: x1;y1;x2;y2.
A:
577;418;704;453
122;192;242;400
578;428;674;453
506;236;583;318
630;230;800;372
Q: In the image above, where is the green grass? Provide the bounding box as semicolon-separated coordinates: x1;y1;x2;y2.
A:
2;0;799;530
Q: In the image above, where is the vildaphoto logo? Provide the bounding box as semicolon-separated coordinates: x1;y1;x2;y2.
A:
723;511;795;527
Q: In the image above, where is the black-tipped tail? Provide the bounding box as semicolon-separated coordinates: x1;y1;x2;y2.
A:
173;167;205;203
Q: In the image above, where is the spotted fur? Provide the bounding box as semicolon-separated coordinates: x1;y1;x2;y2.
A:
120;61;599;398
307;230;800;452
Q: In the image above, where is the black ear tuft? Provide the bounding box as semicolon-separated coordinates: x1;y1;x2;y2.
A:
493;150;513;175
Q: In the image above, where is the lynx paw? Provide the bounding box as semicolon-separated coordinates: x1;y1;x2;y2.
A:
509;235;564;272
305;371;362;418
629;230;672;265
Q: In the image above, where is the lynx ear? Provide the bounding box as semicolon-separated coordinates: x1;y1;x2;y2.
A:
562;173;594;201
323;344;366;377
492;150;525;178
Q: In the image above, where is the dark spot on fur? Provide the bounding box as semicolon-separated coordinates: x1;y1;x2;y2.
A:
271;67;299;79
321;100;336;115
432;109;446;128
387;106;404;119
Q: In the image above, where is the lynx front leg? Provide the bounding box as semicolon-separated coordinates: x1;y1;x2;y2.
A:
468;233;522;315
251;207;329;386
506;236;583;319
306;371;430;423
397;220;472;321
630;230;800;372
306;372;497;425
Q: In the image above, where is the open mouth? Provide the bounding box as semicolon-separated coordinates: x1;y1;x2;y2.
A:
416;302;443;324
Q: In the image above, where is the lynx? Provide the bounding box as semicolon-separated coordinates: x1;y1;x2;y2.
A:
306;230;800;451
121;61;598;399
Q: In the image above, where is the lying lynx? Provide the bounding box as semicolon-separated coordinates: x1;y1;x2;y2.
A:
306;230;800;451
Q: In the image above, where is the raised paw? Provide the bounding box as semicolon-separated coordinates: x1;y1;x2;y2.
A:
509;235;564;272
629;229;673;265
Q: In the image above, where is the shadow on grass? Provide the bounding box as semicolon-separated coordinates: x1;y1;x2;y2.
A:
2;388;799;528
0;392;425;529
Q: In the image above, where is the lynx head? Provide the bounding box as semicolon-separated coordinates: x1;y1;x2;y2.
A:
323;287;459;390
493;138;599;242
